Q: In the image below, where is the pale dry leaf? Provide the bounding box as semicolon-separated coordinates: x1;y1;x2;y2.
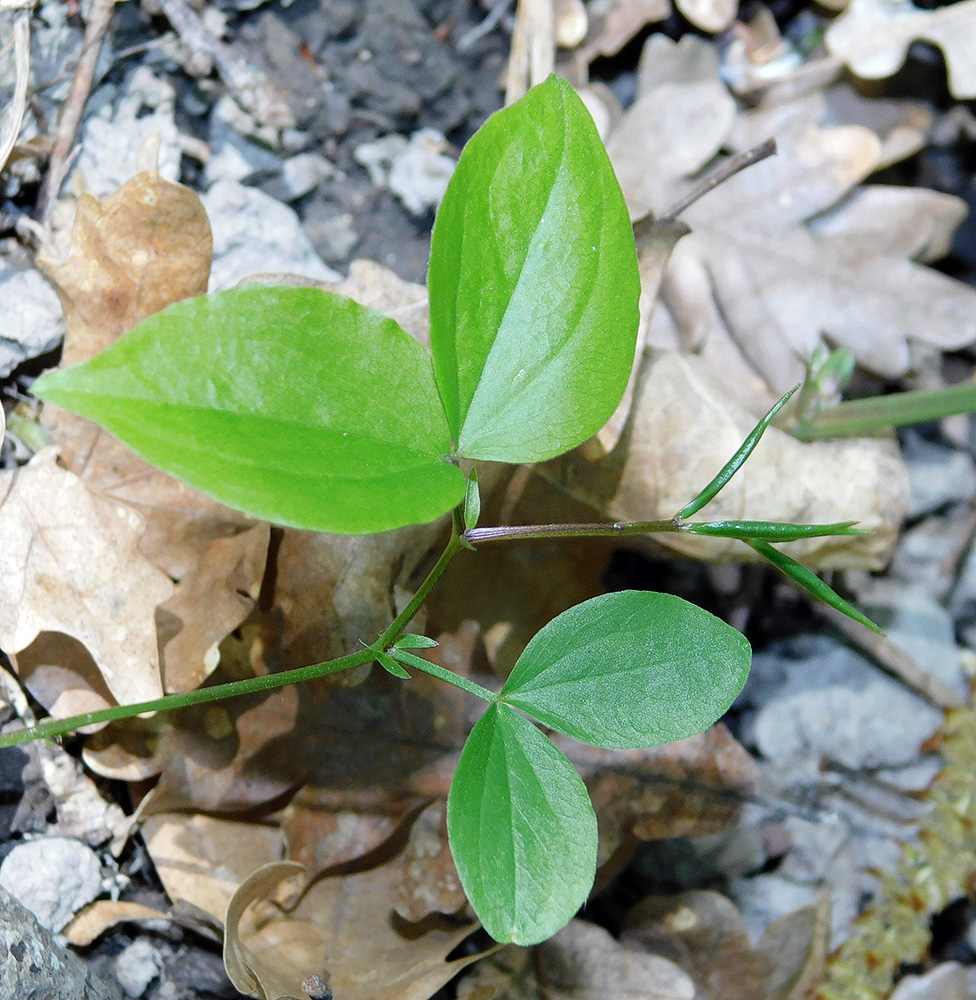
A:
826;0;976;99
36;170;253;580
140;811;285;923
0;449;172;707
65;900;172;947
458;920;695;1000
607;81;736;222
608;36;976;395
539;351;909;568
226;840;491;1000
581;0;671;60
563;724;759;865
14;635;117;728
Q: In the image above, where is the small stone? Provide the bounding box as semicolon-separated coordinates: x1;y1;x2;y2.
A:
901;430;976;518
0;837;102;930
0;266;65;377
280;152;337;200
202;180;341;289
114;938;162;998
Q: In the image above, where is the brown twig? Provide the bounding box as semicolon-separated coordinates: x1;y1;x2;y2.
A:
505;0;554;105
820;604;965;710
36;0;116;220
659;138;777;223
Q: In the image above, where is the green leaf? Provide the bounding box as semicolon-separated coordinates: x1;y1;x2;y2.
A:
463;468;481;531
685;519;866;541
428;75;640;463
33;285;466;534
500;591;751;749
392;634;439;650
675;386;798;520
447;703;597;945
747;539;884;634
376;650;410;679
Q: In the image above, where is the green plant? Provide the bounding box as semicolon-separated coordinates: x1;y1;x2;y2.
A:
15;76;874;945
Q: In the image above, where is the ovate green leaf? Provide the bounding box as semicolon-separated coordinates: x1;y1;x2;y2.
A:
428;75;640;463
33;285;466;534
501;591;751;749
447;703;597;945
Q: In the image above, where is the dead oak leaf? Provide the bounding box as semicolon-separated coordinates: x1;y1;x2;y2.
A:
0;449;172;708
607;37;976;396
36;169;254;581
225;852;491;1000
826;0;976;100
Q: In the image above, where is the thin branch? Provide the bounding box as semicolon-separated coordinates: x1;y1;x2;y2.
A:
660;138;777;223
37;0;115;220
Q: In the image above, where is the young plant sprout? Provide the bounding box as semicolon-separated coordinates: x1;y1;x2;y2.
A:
18;76;875;944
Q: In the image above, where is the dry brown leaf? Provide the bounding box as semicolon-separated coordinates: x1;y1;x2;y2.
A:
141;812;284;923
36;171;256;581
225;847;491;1000
620;891;830;1000
826;0;976;99
458;920;695;1000
65;900;172;947
157;522;270;693
563;724;759;865
0;449;173;708
395;800;467;922
607;36;976;396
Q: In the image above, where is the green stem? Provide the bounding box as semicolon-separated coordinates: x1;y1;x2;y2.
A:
0;647;375;749
0;517;471;751
792;384;976;441
390;649;497;703
464;519;676;545
376;521;465;649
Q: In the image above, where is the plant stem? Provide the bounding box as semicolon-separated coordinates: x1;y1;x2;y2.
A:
465;519;677;544
659;138;777;222
0;647;375;750
0;518;471;751
792;383;976;441
389;649;497;703
376;522;465;649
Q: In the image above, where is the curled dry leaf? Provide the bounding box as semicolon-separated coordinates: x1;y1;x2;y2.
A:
225;844;491;1000
65;900;173;948
826;0;976;100
0;449;172;709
